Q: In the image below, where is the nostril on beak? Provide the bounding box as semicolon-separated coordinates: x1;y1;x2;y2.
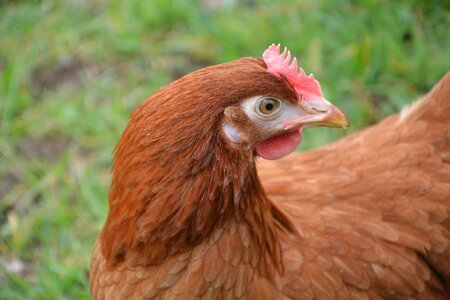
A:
311;105;328;113
301;97;334;114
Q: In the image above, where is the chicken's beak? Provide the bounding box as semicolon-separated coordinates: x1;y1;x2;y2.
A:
284;97;349;130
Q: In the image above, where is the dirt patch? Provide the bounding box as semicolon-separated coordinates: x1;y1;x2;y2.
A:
369;92;387;110
32;56;99;98
18;134;70;163
0;172;19;201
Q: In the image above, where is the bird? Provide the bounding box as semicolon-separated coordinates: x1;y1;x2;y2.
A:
90;43;450;299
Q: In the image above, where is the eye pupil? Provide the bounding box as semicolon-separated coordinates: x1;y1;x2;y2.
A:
258;98;281;115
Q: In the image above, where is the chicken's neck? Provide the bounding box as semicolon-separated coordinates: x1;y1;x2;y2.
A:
100;129;281;268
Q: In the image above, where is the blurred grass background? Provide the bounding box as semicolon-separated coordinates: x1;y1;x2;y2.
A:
0;0;449;298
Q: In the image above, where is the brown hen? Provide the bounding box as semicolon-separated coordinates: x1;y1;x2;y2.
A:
90;44;450;299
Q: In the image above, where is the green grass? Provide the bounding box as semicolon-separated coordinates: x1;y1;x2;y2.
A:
0;0;449;298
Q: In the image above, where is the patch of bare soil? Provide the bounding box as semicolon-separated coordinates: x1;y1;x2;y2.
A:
18;134;70;163
32;56;99;98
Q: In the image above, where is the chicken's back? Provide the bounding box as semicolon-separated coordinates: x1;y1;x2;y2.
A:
259;71;450;299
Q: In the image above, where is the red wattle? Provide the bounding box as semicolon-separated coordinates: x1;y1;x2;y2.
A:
256;130;302;160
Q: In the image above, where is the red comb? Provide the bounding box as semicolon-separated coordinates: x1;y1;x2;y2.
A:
262;43;323;99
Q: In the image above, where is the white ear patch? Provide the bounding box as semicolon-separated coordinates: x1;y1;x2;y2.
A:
223;123;241;144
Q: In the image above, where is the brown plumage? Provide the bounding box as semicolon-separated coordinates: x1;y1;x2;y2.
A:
90;46;450;299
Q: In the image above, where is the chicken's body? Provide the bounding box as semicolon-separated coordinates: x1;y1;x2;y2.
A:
90;46;450;299
260;74;450;298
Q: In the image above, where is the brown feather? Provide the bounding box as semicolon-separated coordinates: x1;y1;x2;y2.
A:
90;58;450;299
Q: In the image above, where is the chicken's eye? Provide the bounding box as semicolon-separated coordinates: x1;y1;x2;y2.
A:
257;98;281;116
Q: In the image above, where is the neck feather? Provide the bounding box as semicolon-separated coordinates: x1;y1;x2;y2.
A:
100;108;280;267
